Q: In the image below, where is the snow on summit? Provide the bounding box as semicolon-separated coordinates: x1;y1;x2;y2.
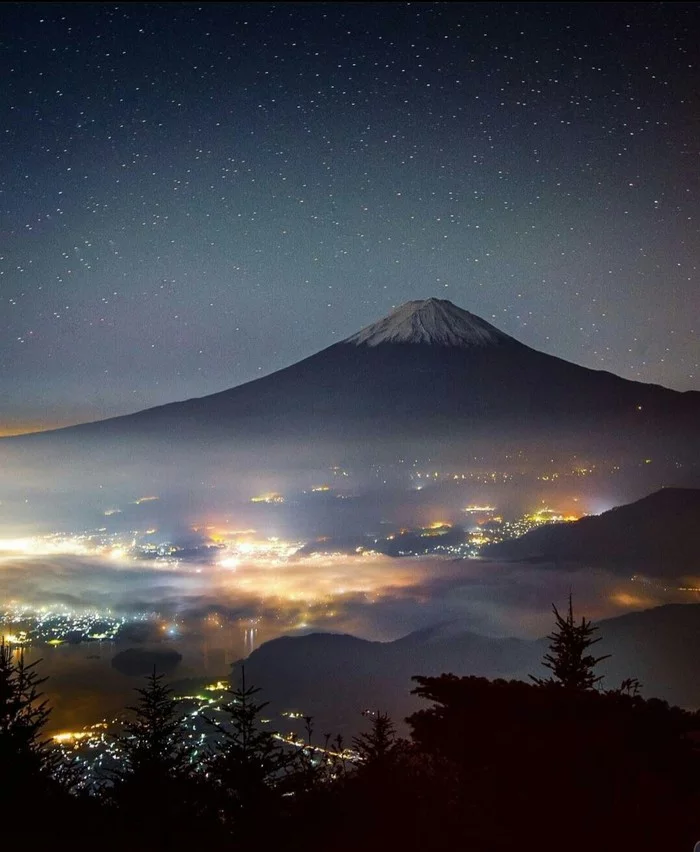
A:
346;298;510;348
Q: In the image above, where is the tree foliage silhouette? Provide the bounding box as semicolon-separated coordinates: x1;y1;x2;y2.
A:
112;668;192;784
107;668;204;841
207;667;294;835
352;711;397;768
0;639;60;792
0;638;85;844
407;672;700;852
531;593;610;689
281;715;348;795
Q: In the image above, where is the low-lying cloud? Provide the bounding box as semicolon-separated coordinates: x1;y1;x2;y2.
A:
0;548;674;643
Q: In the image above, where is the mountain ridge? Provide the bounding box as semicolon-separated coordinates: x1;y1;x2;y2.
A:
483;486;700;573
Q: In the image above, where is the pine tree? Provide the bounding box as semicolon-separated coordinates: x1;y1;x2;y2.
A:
0;641;100;846
283;715;322;795
531;594;610;689
0;639;60;793
352;711;397;766
113;668;191;783
207;667;293;835
285;716;351;795
107;668;202;840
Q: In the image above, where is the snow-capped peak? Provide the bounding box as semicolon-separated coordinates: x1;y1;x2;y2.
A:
345;298;510;349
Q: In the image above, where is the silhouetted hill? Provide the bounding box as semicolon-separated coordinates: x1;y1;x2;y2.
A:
234;626;542;735
234;603;700;735
483;487;700;574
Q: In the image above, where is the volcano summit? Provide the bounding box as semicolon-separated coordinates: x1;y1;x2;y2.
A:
346;298;511;348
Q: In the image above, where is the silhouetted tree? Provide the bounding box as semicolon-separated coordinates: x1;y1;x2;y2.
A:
113;668;191;779
0;640;60;792
407;673;700;852
304;710;421;852
207;667;294;837
531;593;609;689
353;710;396;767
0;640;93;843
282;715;342;794
107;669;207;842
282;715;319;795
272;716;356;848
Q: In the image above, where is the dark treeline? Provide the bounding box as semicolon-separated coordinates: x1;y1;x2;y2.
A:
2;598;700;851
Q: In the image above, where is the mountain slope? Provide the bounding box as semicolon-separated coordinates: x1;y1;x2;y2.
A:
483;487;700;573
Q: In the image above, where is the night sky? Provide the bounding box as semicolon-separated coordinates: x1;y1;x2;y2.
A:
2;2;698;434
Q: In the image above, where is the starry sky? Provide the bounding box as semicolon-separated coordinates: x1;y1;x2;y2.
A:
2;1;698;434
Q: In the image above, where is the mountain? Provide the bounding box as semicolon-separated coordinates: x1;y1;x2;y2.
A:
8;298;698;445
231;626;542;735
232;603;700;735
2;298;698;509
483;487;700;575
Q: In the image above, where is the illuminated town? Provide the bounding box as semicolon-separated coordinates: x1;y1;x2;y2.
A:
51;680;358;791
0;457;690;643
